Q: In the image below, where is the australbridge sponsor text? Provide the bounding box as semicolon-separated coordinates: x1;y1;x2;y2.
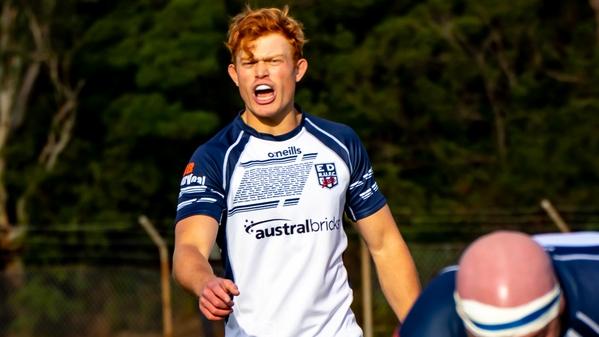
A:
244;217;341;240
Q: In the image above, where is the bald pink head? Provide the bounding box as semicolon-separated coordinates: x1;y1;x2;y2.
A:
456;231;557;307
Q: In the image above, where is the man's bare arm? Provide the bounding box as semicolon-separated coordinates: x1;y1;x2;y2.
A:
353;205;421;321
172;215;239;320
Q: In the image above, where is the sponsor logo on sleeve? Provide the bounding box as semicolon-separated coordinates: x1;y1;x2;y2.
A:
315;163;338;189
183;162;195;176
180;173;206;186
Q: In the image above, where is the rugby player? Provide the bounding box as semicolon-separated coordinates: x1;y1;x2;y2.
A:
400;231;599;337
172;6;420;337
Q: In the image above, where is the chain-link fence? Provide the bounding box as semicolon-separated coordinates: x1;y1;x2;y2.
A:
0;244;463;337
0;266;206;337
1;208;597;337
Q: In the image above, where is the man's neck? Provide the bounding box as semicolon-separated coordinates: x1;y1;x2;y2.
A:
242;107;301;136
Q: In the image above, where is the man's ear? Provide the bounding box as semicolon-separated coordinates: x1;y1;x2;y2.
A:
228;64;239;87
295;58;308;82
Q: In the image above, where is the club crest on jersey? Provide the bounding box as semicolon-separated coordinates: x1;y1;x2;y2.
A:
315;163;338;189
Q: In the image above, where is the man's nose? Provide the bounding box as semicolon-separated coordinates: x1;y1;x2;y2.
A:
255;61;269;77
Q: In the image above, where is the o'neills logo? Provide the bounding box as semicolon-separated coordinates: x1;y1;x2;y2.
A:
244;217;341;240
268;146;302;158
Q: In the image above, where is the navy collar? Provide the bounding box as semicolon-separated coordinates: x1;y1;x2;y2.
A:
235;105;306;141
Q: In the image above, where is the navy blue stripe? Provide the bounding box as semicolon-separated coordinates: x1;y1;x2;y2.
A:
241;156;297;167
228;201;279;215
228;204;278;216
471;293;560;331
545;245;599;256
223;132;251;196
284;201;299;206
302;153;318;160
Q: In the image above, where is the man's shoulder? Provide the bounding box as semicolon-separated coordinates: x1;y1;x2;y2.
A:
191;118;245;159
303;113;359;141
533;232;599;332
415;267;458;303
531;232;599;290
401;267;466;337
534;231;599;260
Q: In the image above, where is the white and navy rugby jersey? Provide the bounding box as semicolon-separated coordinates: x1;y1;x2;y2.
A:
176;110;386;337
400;232;599;337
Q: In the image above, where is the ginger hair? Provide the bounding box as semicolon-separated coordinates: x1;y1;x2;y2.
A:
226;5;307;63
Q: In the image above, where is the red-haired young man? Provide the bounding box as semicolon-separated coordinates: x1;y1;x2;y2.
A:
172;6;420;337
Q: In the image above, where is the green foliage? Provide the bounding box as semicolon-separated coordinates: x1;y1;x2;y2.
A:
6;267;162;337
106;93;219;140
300;0;598;215
21;0;230;226
8;269;86;336
3;1;597;336
6;0;594;245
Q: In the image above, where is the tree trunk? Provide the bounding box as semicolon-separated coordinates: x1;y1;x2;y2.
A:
438;20;509;165
590;0;599;44
0;1;24;283
0;2;81;281
0;2;16;231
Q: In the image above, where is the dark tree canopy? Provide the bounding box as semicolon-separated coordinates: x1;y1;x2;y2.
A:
0;0;596;264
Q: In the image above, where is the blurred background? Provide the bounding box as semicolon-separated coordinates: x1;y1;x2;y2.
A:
1;0;598;336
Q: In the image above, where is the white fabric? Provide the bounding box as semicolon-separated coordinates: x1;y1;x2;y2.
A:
534;232;599;247
176;113;386;337
454;284;561;337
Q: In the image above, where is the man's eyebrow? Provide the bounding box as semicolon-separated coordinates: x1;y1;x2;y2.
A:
242;54;285;61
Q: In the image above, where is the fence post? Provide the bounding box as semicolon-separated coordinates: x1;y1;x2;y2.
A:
360;240;373;337
540;199;571;233
139;215;173;337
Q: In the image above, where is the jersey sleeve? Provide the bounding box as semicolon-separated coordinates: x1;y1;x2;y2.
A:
400;269;467;337
175;146;227;224
345;129;386;221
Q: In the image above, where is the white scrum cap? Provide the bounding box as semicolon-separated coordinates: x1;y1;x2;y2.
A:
454;231;561;337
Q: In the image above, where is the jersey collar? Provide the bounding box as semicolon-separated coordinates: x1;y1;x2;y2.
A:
235;104;307;141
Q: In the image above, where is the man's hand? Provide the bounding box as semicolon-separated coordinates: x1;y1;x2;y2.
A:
199;277;240;320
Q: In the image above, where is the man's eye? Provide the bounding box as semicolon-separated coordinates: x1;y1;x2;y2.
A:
270;59;283;65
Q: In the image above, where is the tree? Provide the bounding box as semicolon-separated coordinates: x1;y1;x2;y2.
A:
298;0;599;214
62;0;226;226
0;0;83;278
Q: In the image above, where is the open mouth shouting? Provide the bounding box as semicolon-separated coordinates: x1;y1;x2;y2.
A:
254;84;276;105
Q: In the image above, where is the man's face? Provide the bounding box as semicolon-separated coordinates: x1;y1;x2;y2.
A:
228;33;307;124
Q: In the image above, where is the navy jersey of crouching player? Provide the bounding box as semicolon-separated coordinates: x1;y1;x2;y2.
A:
176;108;385;337
400;232;599;337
